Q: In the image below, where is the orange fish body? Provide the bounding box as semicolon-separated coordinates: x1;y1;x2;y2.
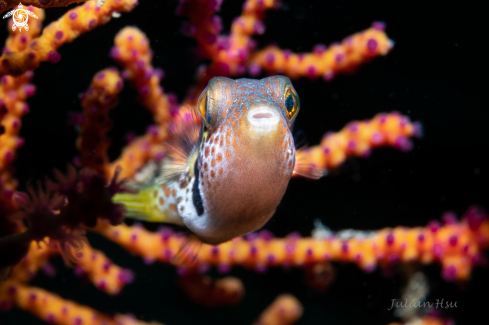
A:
114;76;315;245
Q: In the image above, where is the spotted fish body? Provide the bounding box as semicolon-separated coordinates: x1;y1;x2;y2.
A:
114;76;303;245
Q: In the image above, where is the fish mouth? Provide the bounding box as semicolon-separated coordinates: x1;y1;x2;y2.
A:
247;107;280;129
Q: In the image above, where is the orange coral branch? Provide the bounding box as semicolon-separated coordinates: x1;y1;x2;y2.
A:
179;1;392;104
294;112;422;175
74;240;134;295
178;0;281;101
7;239;54;283
0;280;163;325
0;0;138;77
108;27;173;179
0;6;44;221
4;235;132;296
77;68;123;177
1;280;299;325
0;5;44;264
111;27;171;127
178;0;279;64
249;23;394;80
96;207;489;281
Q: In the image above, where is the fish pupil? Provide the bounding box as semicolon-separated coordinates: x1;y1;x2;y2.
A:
285;94;294;112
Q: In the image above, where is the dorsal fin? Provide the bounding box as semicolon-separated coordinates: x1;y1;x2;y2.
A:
156;105;202;184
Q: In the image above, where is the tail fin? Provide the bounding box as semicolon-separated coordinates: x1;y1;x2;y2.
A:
113;185;184;225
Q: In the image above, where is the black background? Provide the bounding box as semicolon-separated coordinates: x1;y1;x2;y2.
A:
0;0;487;324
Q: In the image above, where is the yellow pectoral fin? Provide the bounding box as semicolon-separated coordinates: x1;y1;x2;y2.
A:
113;185;184;226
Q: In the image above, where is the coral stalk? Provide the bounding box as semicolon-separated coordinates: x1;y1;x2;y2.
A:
0;280;163;325
0;6;43;231
77;68;123;178
73;241;134;295
96;207;489;281
108;27;173;179
294;112;422;175
249;22;394;80
0;0;138;77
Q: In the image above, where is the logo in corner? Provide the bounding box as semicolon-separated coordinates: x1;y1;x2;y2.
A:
2;3;38;32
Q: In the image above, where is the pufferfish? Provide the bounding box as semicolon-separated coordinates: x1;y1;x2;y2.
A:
114;76;323;245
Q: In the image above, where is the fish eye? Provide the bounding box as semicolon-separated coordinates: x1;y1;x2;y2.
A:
197;88;211;126
284;87;300;120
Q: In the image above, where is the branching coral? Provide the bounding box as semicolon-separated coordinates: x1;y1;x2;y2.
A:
108;26;173;179
0;6;42;214
0;0;138;76
77;68;124;176
0;166;130;276
0;1;484;325
93;206;488;281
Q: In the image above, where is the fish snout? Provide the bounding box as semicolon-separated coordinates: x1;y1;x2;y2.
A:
246;107;281;130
